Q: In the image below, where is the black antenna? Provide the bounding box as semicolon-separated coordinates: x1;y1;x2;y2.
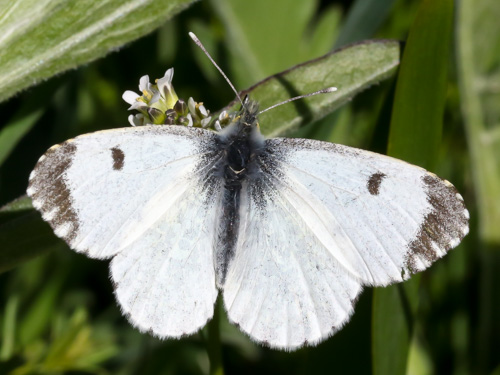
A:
189;32;244;106
259;87;337;114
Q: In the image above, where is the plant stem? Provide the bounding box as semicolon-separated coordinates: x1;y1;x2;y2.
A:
206;297;224;375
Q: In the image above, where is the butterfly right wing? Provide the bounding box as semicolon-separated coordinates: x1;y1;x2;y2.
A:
222;137;468;349
28;125;224;337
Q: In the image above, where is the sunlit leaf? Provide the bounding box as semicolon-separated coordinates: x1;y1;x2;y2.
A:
222;40;401;137
0;0;196;103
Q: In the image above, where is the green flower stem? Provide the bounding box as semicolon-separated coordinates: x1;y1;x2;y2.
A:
206;298;224;375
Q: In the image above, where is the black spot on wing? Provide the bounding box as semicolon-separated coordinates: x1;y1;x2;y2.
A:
28;142;80;244
111;147;125;170
405;174;469;273
367;172;386;195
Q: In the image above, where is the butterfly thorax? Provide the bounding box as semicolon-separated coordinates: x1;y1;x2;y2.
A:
218;100;263;187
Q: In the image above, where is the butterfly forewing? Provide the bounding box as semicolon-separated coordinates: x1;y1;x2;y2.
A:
267;138;469;283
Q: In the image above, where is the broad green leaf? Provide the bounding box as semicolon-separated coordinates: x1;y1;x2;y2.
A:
221;40;401;137
209;0;341;87
372;1;454;374
335;0;397;48
0;0;196;103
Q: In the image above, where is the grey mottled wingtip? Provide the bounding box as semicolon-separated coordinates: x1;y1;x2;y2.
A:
405;174;469;274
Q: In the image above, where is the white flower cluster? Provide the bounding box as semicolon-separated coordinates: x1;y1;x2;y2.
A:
122;68;212;128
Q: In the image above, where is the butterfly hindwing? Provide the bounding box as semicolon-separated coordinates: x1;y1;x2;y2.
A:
110;177;222;337
28;125;223;337
223;177;363;349
223;137;469;349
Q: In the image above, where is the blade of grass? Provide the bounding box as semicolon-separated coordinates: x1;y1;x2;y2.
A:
372;0;454;374
0;294;19;361
334;0;397;48
456;0;500;243
0;78;62;166
456;0;500;371
0;196;61;274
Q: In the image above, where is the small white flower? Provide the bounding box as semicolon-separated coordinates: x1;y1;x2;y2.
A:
122;90;140;105
214;120;222;131
157;68;174;95
188;97;196;116
199;104;208;117
218;111;228;121
139;75;150;92
201;117;212;128
128;113;147;127
122;68;214;129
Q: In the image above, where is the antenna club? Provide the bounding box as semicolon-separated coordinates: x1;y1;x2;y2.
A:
188;32;198;42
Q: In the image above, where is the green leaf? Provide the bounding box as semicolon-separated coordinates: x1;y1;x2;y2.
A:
210;0;340;87
372;0;454;374
0;78;62;167
0;109;44;167
386;4;452;168
335;0;397;48
221;40;401;137
457;0;500;370
0;0;196;103
18;267;67;346
457;0;500;243
0;196;61;274
0;294;19;361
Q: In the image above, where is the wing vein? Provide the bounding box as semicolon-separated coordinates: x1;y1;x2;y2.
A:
262;170;365;280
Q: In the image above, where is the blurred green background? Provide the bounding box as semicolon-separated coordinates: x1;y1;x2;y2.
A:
0;0;499;374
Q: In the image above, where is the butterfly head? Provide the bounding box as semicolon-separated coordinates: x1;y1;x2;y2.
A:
238;96;260;129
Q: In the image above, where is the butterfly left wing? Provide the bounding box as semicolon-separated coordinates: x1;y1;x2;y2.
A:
222;137;468;349
28;125;224;337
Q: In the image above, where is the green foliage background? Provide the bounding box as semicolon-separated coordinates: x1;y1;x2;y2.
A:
0;0;499;374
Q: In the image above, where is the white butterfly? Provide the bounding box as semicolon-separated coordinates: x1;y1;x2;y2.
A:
26;34;469;350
